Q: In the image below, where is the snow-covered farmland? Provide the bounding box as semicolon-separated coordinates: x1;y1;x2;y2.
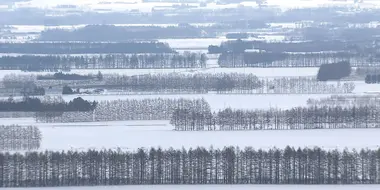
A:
13;185;380;190
0;66;319;78
2;118;380;151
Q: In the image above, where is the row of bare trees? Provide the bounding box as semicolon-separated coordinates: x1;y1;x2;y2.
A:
103;73;262;93
104;74;355;94
0;125;41;151
1;146;380;187
35;98;210;123
171;105;380;131
1;72;354;94
307;95;380;107
0;53;207;71
218;52;372;67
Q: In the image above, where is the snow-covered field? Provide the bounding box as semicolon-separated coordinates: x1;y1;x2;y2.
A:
3;118;380;151
13;185;380;190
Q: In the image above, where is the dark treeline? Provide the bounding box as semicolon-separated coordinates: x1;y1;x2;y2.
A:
226;33;250;39
0;42;174;54
218;52;370;67
365;74;380;84
171;105;380;131
0;97;96;112
37;72;100;81
0;125;41;151
0;53;206;71
209;40;354;54
2;146;380;187
356;67;380;76
35;98;210;123
39;25;205;41
317;61;351;81
303;27;380;41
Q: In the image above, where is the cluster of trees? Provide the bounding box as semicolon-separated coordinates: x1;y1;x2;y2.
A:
307;95;380;107
2;146;380;187
317;61;351;81
262;77;354;94
171;105;380;130
35;98;210;123
0;125;41;151
209;40;352;54
39;25;205;41
0;97;96;112
218;52;369;67
0;53;206;71
0;42;174;54
2;74;36;89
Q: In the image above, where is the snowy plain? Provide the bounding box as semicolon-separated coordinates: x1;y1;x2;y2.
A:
0;66;319;78
3;118;380;151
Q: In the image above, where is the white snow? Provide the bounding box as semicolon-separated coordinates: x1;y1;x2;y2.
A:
12;185;380;190
2;118;380;151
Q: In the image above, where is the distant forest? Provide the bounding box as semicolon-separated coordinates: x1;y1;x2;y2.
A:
39;25;205;41
1;146;380;187
209;40;363;54
0;42;174;54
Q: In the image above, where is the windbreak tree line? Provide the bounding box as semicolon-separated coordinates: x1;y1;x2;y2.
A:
171;105;380;131
0;42;174;54
209;40;353;54
0;97;96;112
2;73;355;94
218;52;368;67
104;73;354;94
306;95;380;107
104;73;262;93
35;98;210;123
38;25;204;41
0;53;206;71
365;74;380;84
1;146;380;187
37;72;99;80
0;125;41;151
